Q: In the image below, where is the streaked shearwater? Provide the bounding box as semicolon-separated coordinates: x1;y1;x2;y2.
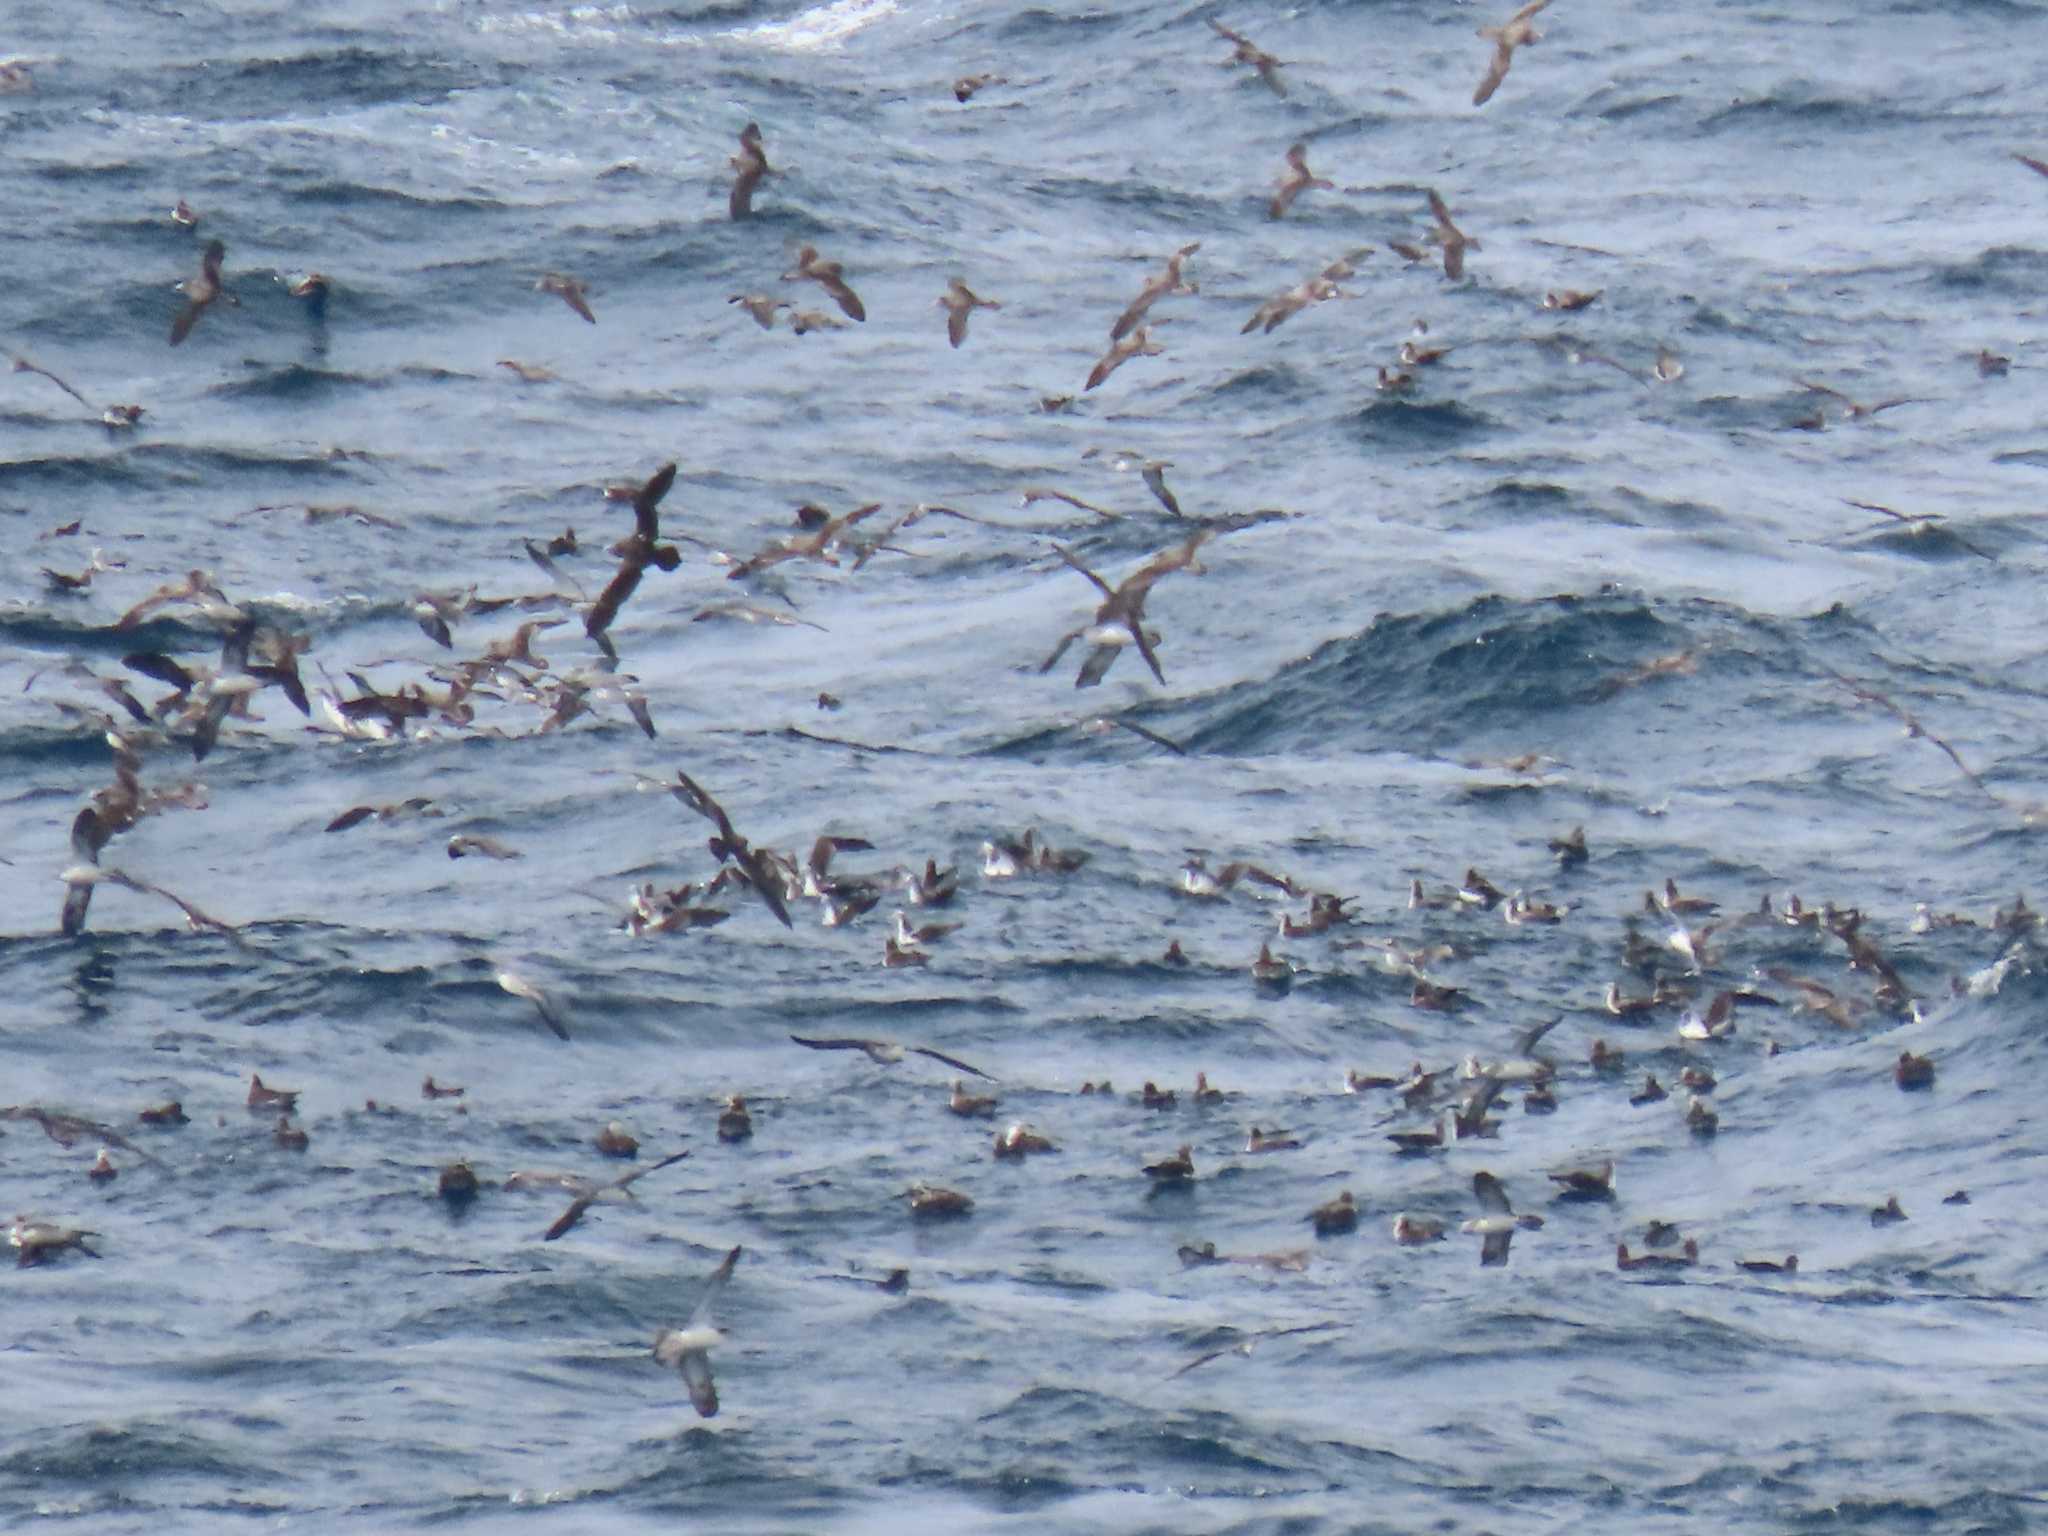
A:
1208;18;1286;96
1110;244;1198;341
1268;142;1332;220
782;246;866;322
938;278;1001;347
729;123;769;220
1473;0;1551;107
537;272;596;323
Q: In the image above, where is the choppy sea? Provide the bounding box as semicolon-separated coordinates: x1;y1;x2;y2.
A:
6;0;2048;1529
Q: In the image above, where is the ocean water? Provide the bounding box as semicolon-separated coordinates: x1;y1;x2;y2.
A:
6;0;2048;1529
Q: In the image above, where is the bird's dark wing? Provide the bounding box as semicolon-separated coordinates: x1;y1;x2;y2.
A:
910;1045;994;1081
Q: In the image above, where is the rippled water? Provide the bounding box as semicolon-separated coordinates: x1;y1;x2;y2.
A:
6;0;2048;1529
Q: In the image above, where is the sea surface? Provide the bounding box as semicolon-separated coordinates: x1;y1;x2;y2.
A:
5;0;2048;1529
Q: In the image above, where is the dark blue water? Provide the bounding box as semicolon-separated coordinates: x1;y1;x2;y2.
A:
7;0;2048;1528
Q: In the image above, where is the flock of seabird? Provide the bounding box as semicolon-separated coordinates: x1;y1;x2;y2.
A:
5;1;2043;1424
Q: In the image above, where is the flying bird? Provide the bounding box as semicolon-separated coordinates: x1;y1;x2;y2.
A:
1268;142;1333;220
1040;530;1210;688
543;1149;690;1241
729;122;770;219
495;966;571;1041
170;240;235;345
1110;243;1199;341
653;1245;743;1417
782;246;866;322
1208;19;1286;97
789;1034;992;1079
938;278;1001;347
668;770;794;928
586;461;682;653
1474;0;1552;106
1085;325;1166;392
537;272;597;323
1427;190;1479;280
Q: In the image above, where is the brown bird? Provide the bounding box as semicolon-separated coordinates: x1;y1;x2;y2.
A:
717;1094;753;1142
1085;324;1166;392
1040;530;1210;688
1427;190;1479;280
1110;243;1199;341
1269;142;1333;220
1473;0;1552;106
2013;152;2048;180
670;769;795;929
938;278;1001;347
170;239;235;345
1208;19;1286;97
728;122;770;219
782;246;866;322
537;272;596;323
585;461;682;653
954;73;1006;103
725;502;883;582
542;1150;691;1241
729;293;791;330
1544;288;1601;311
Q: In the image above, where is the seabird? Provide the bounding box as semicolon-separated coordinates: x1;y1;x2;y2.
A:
422;1076;464;1100
994;1123;1057;1158
596;1121;639;1159
1143;1144;1195;1183
1894;1050;1935;1090
1268;142;1333;220
1085;324;1165;392
667;769;794;928
88;1149;117;1183
937;278;1000;347
1309;1190;1357;1235
1736;1255;1798;1274
1;1106;165;1169
788;309;847;335
1426;190;1479;280
1544;288;1599;311
1463;1171;1543;1265
1109;243;1199;342
789;1034;992;1079
274;1116;309;1151
170;240;235;345
248;1073;299;1113
537;272;596;323
717;1095;753;1142
438;1162;479;1209
1547;1160;1615;1200
1208;18;1286;96
725;502;883;581
729;294;791;330
171;199;199;229
1618;1240;1699;1271
1473;0;1551;106
782;246;866;322
448;834;521;861
11;1217;101;1267
908;1184;973;1217
1393;1213;1445;1244
1039;529;1210;687
653;1245;742;1418
948;1080;997;1117
495;967;571;1041
586;461;683;654
728;123;769;220
544;1150;690;1241
954;73;1006;102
